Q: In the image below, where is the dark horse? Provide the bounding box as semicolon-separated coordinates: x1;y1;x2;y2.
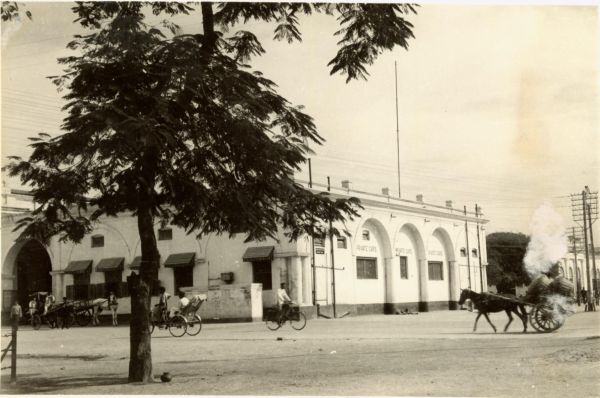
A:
458;289;527;333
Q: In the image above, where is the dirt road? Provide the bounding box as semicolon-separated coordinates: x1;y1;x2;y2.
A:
2;309;599;396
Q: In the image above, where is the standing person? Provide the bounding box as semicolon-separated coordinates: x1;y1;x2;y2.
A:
28;296;37;318
108;291;119;326
581;288;588;305
43;293;56;315
10;300;22;329
277;283;293;322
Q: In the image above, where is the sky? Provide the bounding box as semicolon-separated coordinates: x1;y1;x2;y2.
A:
1;2;599;238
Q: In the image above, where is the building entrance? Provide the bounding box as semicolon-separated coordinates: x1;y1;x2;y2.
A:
15;240;53;309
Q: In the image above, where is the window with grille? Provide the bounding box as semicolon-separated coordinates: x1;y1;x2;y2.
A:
460;248;467;257
362;230;370;241
357;257;377;279
104;270;122;297
91;235;104;248
337;236;347;249
399;256;408;279
252;260;272;290
428;261;444;280
158;228;173;241
471;248;478;257
73;272;91;300
173;266;193;294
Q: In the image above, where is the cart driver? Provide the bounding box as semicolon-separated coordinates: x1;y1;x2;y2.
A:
153;286;170;323
277;283;293;321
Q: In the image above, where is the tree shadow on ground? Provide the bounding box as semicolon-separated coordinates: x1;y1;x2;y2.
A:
0;373;128;394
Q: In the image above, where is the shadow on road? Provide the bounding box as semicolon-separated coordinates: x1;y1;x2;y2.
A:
0;373;128;394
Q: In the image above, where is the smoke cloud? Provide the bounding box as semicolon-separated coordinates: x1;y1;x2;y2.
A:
523;202;567;277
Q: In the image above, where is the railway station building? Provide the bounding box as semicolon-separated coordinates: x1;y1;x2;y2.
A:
2;180;489;322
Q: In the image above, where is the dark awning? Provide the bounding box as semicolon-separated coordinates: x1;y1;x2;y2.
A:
129;255;162;270
64;260;92;274
164;252;195;268
96;257;124;272
242;246;274;262
130;256;142;270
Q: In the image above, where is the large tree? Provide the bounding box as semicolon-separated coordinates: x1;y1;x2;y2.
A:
486;232;531;293
5;2;418;383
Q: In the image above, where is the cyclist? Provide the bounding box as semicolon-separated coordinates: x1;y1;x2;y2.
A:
153;286;170;324
277;283;293;323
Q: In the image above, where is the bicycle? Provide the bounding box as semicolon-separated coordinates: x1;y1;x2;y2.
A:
265;305;307;331
149;307;187;337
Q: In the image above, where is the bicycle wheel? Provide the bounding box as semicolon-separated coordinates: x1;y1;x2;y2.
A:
266;317;281;331
168;314;187;337
186;314;202;336
32;314;42;330
289;311;307;331
76;310;92;326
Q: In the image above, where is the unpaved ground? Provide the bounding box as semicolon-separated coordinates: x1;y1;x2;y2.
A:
1;309;599;396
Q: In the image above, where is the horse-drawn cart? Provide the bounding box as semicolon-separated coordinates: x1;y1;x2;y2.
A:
71;298;107;326
459;274;575;334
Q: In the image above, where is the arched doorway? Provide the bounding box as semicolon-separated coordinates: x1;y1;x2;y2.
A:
11;240;53;309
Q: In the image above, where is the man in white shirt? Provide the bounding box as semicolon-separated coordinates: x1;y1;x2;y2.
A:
277;283;293;321
178;291;190;313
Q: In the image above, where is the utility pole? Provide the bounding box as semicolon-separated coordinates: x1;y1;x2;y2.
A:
475;204;484;293
394;61;401;198
582;190;593;311
329;219;337;319
464;206;472;291
571;188;598;311
586;186;597;310
570;227;581;304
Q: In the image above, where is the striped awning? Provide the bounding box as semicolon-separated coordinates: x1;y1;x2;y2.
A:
242;246;274;262
96;257;124;272
64;260;92;274
164;252;195;268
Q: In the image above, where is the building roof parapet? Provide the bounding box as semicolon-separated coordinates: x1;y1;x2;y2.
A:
296;179;488;224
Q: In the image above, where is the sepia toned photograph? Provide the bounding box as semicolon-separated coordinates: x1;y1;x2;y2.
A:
1;1;598;396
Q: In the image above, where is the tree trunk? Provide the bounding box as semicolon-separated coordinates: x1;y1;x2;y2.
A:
128;149;160;383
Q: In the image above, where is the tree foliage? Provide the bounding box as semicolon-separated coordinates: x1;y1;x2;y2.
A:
486;232;531;293
1;1;32;21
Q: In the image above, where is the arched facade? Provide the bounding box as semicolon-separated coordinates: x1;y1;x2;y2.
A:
1;186;489;322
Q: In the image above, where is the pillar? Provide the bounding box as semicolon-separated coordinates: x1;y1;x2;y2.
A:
448;260;458;310
289;256;303;305
418;258;429;312
385;257;399;313
50;271;65;299
301;257;311;306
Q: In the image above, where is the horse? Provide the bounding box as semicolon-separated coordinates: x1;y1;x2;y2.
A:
458;289;528;333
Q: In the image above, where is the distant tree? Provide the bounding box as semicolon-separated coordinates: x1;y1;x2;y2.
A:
5;2;418;383
486;232;531;293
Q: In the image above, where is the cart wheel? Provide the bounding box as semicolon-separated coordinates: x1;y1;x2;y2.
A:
290;311;307;331
532;304;563;333
168;314;187;337
32;314;42;330
76;310;92;327
186;315;202;336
